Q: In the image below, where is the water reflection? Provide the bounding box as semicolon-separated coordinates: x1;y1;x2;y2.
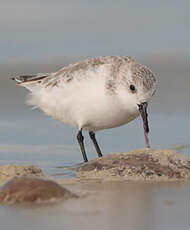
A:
0;181;190;230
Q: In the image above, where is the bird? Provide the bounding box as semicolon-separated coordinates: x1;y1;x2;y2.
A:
12;56;157;162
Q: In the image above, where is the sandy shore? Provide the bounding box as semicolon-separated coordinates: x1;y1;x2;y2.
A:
75;148;190;182
0;165;50;185
0;149;190;185
0;148;190;205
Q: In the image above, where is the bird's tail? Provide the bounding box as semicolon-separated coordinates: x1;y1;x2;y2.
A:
11;73;49;85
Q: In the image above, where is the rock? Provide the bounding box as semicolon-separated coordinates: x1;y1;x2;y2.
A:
0;177;77;205
75;149;190;181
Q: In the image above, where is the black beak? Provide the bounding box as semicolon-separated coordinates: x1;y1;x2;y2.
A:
138;102;149;133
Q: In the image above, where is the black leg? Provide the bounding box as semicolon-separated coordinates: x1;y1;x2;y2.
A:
77;130;88;162
89;131;103;158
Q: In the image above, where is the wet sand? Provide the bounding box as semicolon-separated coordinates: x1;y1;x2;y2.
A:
0;165;50;184
1;148;190;207
0;177;76;205
75;148;190;182
0;149;189;229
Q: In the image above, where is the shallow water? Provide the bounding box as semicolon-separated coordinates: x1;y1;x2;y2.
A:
0;57;190;229
1;181;190;230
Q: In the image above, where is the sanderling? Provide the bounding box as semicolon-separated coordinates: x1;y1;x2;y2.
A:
12;56;157;162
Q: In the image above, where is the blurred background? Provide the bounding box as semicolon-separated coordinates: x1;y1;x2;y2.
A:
0;0;190;166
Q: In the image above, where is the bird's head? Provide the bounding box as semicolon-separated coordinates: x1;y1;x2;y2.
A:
120;61;157;147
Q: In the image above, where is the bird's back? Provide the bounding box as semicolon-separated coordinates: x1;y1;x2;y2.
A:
13;56;135;91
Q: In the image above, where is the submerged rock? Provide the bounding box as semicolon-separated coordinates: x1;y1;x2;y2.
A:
0;177;76;205
0;165;49;184
76;149;190;181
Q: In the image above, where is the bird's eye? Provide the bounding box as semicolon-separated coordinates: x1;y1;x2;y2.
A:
130;84;136;92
